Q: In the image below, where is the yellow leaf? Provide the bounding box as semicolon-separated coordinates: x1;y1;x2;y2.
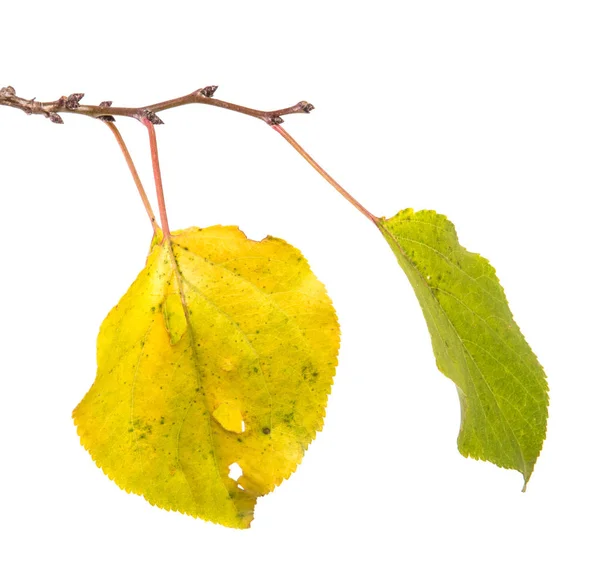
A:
73;225;340;528
162;292;187;345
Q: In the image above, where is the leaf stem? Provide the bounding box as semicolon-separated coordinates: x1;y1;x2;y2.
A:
271;125;380;225
103;121;160;236
142;118;170;241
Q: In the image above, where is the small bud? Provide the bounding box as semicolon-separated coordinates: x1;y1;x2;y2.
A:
200;85;218;98
269;116;284;125
299;101;314;113
0;86;16;98
99;100;113;107
147;112;164;125
138;109;164;125
49;112;64;124
66;93;84;109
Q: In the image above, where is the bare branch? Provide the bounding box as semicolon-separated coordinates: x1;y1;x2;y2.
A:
0;85;314;126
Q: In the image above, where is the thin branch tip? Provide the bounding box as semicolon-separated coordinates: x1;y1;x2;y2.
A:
299;101;314;113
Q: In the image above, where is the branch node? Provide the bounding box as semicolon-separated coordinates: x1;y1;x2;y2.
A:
23;97;38;115
97;101;116;122
200;85;218;98
137;109;164;125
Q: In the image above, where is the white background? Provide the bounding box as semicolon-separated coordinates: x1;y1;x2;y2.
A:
1;2;599;583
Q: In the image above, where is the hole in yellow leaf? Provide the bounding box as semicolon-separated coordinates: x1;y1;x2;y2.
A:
228;462;243;482
212;402;244;433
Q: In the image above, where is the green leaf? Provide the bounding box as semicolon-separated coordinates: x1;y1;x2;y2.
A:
379;209;548;487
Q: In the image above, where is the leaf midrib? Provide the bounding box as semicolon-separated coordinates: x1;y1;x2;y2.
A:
162;240;227;517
